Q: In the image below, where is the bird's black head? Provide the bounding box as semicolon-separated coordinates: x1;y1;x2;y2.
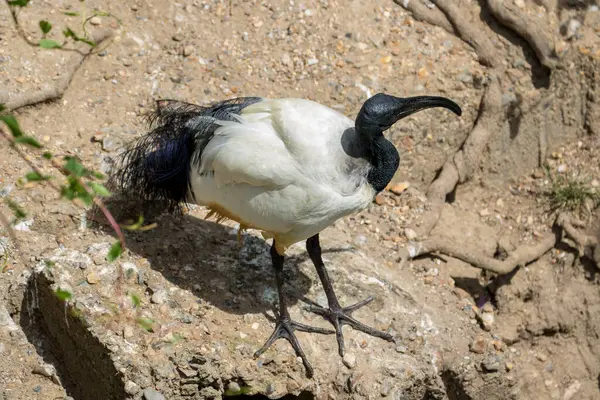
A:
355;93;462;140
355;93;462;192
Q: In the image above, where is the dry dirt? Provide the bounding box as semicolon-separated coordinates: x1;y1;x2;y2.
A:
1;0;600;399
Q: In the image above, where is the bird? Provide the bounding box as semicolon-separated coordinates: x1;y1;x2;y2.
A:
111;93;462;377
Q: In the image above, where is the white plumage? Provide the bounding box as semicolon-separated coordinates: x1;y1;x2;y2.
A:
113;93;461;377
192;98;375;254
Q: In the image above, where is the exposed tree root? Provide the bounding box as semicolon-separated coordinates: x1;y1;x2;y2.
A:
407;213;598;275
392;0;455;35
487;0;558;69
0;12;112;111
417;77;503;237
558;213;599;265
432;0;501;68
407;231;558;275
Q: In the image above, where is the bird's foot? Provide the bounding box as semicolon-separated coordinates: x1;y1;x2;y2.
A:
307;296;395;357
254;315;334;377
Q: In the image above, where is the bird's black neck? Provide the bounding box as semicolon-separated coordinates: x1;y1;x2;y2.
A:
366;135;400;193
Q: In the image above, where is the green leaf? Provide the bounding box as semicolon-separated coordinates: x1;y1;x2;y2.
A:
130;293;141;308
89;182;111;197
60;176;93;206
106;241;122;263
64;11;79;16
25;171;51;181
54;288;72;302
63;157;86;177
63;27;76;39
39;39;62;49
63;27;95;47
92;171;105;179
0;115;23;137
4;198;26;220
39;20;52;34
0;104;5;112
136;317;155;332
42;151;53;160
7;0;29;7
13;135;42;148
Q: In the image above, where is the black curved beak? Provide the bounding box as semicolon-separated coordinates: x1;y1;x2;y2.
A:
390;95;462;122
356;93;462;136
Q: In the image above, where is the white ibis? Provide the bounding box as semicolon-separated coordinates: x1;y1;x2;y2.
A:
113;93;461;376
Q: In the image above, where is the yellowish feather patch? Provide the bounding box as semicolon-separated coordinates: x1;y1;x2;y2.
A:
204;203;289;255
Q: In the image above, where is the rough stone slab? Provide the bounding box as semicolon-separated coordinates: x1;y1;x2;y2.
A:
16;217;509;399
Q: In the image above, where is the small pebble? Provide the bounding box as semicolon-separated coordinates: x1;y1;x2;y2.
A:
505;361;514;371
492;340;503;351
151;291;167;305
90;16;102;26
227;382;241;393
470;336;486;354
480;311;494;331
342;353;356;368
122;58;133;67
404;228;417;241
251;322;259;330
172;34;184;42
389;181;409;195
123;326;134;339
125;381;140;395
183;45;194;57
395;345;407;353
482;355;502;372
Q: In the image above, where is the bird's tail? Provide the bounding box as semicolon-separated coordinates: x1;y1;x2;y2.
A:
110;97;262;212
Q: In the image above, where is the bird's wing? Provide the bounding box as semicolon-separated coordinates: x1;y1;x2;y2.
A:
198;117;302;189
241;98;354;160
198;98;357;192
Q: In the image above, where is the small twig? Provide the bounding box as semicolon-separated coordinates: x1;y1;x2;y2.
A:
0;128;127;283
0;15;112;111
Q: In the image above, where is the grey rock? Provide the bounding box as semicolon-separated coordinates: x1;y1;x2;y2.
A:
32;364;55;377
143;388;166;400
343;353;357;368
482;355;502;372
457;71;473;84
125;380;140;395
227;381;241;393
48;249;92;270
102;136;124;152
151;290;168;305
502;92;517;106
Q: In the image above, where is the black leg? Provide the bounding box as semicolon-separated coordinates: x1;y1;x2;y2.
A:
305;234;395;357
254;241;333;377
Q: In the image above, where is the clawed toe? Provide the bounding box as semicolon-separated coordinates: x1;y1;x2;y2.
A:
306;296;394;356
254;316;333;377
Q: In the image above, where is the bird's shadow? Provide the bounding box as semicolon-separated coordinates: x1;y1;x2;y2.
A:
90;197;344;316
